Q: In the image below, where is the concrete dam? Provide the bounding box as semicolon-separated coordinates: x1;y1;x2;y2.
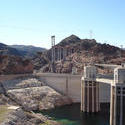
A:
0;65;125;125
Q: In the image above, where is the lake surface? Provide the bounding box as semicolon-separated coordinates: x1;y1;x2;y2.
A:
41;103;110;125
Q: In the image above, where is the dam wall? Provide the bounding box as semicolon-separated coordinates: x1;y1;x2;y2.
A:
38;73;111;103
38;73;82;102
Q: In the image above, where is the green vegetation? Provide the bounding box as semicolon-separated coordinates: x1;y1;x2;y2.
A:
40;120;52;125
0;105;12;123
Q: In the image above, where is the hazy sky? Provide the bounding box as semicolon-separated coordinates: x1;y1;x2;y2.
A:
0;0;125;49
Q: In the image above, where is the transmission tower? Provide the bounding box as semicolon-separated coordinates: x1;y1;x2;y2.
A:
120;45;123;63
89;30;93;39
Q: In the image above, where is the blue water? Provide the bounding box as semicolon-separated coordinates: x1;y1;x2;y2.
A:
40;103;110;125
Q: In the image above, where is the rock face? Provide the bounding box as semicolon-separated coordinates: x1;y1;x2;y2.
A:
7;86;72;111
1;108;31;125
1;108;60;125
0;55;33;74
33;53;49;70
0;94;14;105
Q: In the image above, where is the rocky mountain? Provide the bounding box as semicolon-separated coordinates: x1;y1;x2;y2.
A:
57;34;81;46
10;45;46;57
34;35;125;74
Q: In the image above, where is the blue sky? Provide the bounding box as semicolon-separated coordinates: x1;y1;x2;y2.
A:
0;0;125;49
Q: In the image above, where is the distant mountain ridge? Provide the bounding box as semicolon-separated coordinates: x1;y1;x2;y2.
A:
0;43;22;56
10;45;46;57
0;42;46;57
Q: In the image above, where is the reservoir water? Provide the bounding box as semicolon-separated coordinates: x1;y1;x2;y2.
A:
41;103;110;125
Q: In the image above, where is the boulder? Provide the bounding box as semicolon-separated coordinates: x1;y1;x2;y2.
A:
7;86;72;111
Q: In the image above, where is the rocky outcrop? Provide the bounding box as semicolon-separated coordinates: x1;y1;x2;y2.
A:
0;77;40;105
57;35;81;46
1;108;31;125
55;61;73;73
1;108;60;125
33;53;49;70
7;86;72;111
0;94;16;105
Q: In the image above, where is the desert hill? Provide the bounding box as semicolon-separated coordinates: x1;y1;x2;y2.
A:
34;35;125;73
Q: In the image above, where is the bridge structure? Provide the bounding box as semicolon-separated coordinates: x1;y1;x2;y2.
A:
0;64;125;125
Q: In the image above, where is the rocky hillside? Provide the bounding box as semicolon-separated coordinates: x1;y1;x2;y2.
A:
34;35;125;74
1;35;125;74
0;55;33;74
0;43;46;74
